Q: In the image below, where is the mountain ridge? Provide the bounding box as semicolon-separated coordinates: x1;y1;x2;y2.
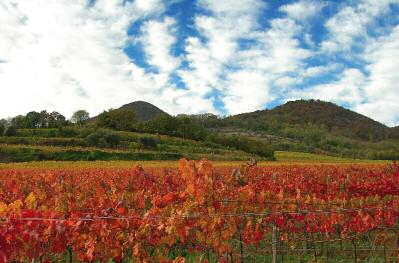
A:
118;101;168;122
221;99;390;141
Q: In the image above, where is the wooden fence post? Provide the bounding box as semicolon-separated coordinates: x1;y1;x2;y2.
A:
272;172;278;263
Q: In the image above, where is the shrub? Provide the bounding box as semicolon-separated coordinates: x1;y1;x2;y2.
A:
4;126;17;136
140;137;158;149
87;151;97;161
105;133;120;147
58;127;78;137
86;132;102;146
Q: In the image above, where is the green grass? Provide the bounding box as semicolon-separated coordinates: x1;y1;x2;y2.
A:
274;151;389;163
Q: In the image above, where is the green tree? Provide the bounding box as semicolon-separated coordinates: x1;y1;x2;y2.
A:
86;132;102;146
11;115;26;129
0;123;4;135
48;111;67;128
140;137;157;149
96;109;138;131
104;133;120;147
71;110;90;126
5;126;17;136
25;111;42;128
38;110;49;128
0;118;9;128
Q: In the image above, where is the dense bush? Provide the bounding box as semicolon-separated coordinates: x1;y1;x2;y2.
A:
4;126;17;137
140;137;158;149
141;115;209;141
87;151;97;161
58;127;78;137
105;133;121;147
86;132;102;146
209;134;275;159
96;109;138;131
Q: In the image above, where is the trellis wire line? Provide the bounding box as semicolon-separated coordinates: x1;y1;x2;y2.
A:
1;206;399;223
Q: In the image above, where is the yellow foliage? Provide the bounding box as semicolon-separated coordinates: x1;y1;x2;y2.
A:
25;192;37;209
0;201;7;214
8;199;23;211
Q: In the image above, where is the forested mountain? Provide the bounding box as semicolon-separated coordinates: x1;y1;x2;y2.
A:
118;101;169;122
220;100;391;141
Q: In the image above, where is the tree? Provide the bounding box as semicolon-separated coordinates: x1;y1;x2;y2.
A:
0;118;9;128
0;119;9;135
39;110;49;128
140;137;157;149
71;110;90;126
96;109;138;131
48;111;67;128
86;132;102;146
11;115;27;129
25;111;42;128
5;126;17;136
104;133;120;147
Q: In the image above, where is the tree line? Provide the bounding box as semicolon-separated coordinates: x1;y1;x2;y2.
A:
0;110;90;132
0;108;275;159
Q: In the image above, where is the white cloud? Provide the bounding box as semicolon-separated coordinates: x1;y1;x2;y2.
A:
139;17;180;76
356;25;399;126
0;0;163;118
280;0;325;21
246;18;311;74
290;23;399;126
0;0;213;118
176;0;269;113
0;0;398;127
321;0;396;53
289;68;366;106
223;71;272;115
301;64;340;78
179;1;314;115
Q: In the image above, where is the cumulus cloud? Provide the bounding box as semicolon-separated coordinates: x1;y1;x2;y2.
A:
0;0;398;126
289;68;366;106
321;0;397;53
0;0;214;119
139;17;180;76
280;0;325;21
355;25;399;126
179;0;315;114
0;0;163;118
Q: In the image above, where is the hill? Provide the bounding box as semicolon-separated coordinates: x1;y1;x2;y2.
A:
118;101;168;122
391;126;399;138
221;99;390;141
1;99;398;161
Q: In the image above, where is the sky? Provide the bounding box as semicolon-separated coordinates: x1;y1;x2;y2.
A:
1;0;399;127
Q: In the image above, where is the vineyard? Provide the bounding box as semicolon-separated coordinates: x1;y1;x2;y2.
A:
0;160;399;262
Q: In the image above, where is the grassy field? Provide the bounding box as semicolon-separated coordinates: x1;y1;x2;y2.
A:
0;150;390;170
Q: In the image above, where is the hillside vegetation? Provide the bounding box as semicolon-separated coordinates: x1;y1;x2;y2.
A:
0;127;266;162
222;100;389;140
1;99;398;162
214;100;399;160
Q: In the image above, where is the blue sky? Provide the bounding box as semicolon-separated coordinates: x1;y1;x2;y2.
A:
1;0;399;126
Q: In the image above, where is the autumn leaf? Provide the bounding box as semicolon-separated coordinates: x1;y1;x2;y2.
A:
0;201;7;214
25;192;37;209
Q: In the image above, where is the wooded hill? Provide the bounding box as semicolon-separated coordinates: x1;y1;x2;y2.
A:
1;99;398;161
221;100;391;141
